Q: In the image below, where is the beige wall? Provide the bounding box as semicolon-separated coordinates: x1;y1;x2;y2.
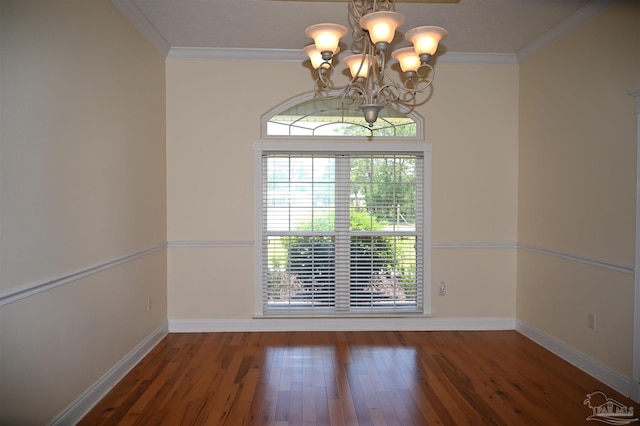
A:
166;60;519;320
518;0;639;377
4;0;636;422
0;0;167;423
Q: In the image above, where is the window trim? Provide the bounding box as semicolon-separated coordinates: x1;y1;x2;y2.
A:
254;141;432;317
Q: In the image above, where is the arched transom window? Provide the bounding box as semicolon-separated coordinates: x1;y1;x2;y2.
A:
263;94;422;138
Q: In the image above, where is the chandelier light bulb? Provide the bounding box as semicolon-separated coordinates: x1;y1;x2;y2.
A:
391;47;421;74
303;44;338;70
305;23;348;59
359;11;405;50
302;44;324;69
405;26;448;58
343;54;373;79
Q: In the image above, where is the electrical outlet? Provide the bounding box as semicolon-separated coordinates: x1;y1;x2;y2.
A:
439;281;446;296
147;297;152;311
588;313;595;330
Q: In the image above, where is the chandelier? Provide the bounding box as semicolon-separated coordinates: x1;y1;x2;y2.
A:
303;0;447;127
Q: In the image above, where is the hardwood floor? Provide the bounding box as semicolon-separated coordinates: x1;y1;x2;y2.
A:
79;331;640;425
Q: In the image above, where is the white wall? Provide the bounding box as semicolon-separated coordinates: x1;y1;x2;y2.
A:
0;0;167;423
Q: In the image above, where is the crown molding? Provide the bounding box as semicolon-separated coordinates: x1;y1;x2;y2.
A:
116;0;615;64
167;47;518;65
517;0;618;63
437;52;518;65
111;0;171;56
167;47;304;61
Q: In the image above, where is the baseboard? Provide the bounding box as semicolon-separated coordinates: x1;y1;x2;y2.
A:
632;380;640;403
516;319;633;398
168;316;516;333
50;322;169;426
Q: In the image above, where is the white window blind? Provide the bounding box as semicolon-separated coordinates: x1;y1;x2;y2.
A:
260;151;424;315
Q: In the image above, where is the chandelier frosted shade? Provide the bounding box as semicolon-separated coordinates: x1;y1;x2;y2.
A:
343;54;374;78
305;23;348;57
359;11;405;48
405;26;448;57
303;44;340;70
391;47;421;73
302;45;324;69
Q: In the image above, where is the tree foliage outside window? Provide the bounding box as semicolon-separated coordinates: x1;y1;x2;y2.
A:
281;211;395;306
262;153;422;313
351;157;416;225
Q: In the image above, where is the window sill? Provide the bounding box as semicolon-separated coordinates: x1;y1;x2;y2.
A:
253;313;434;319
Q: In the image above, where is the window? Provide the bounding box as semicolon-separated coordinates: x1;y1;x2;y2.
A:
263;95;422;138
255;143;431;316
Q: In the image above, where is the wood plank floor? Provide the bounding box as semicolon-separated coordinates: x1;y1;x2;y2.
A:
79;331;640;425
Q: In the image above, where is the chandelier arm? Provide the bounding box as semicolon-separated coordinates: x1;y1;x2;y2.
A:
378;83;420;109
315;78;373;105
369;0;395;12
404;64;436;93
315;82;343;99
315;61;364;93
380;63;436;94
316;80;353;97
366;79;377;104
317;76;366;101
345;84;367;101
349;0;364;21
376;52;387;89
377;83;402;104
316;64;346;92
416;63;435;79
382;0;396;11
315;78;355;100
362;38;382;105
349;1;366;41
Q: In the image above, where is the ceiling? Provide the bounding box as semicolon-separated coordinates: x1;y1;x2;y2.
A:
115;0;606;58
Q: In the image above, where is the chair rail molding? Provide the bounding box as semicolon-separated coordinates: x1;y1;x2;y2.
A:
0;243;167;307
518;243;634;275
